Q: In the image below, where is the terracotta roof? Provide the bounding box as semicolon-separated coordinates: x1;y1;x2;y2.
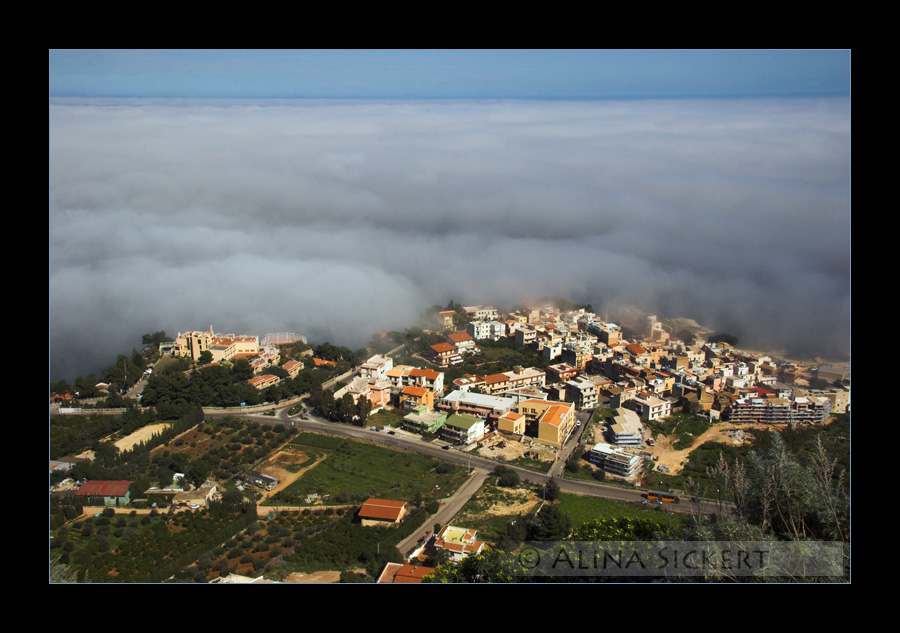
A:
430;343;456;353
402;386;428;397
448;332;473;342
410;368;441;380
540;404;570;428
75;480;133;497
378;563;436;583
359;498;407;522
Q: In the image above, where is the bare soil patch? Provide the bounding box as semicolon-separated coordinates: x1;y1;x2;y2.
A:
254;447;327;503
650;422;784;474
281;571;342;583
114;423;171;452
476;435;556;463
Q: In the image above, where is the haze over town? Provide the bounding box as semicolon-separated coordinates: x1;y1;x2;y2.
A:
49;50;851;382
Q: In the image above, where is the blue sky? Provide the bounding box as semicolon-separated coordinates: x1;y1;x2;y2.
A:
49;49;850;100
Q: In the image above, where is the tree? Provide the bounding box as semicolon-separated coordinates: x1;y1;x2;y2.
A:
355;396;373;427
528;505;572;541
232;358;254;381
543;478;561;502
493;465;520;487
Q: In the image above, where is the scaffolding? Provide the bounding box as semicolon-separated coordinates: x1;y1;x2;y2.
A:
262;333;307;346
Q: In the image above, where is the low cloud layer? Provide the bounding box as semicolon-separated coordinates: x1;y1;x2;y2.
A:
49;97;851;381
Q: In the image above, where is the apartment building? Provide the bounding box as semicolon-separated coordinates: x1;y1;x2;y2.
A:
632;392;672;421
588;443;643;479
446;332;478;355
438;390;516;424
546;362;579;384
334;376;392;412
174;326;259;363
467;320;507;341
247;374;279;390
386;365;445;394
517;399;576;449
429;343;463;367
402;405;448;435
565;377;599;409
360;355;393;379
479;367;546;396
727;395;832;425
439;413;486;446
462;305;499;321
497;410;527;435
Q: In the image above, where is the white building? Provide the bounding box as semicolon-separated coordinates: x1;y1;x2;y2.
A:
588;443;643;479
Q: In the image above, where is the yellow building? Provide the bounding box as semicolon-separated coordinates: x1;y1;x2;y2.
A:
174;326;259;363
518;399;576;449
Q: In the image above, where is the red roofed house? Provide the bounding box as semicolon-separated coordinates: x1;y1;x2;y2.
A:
248;374;280;390
377;563;436;583
74;480;133;506
400;385;434;411
429;343;462;367
282;360;304;378
446;332;478;355
358;498;408;527
433;525;485;561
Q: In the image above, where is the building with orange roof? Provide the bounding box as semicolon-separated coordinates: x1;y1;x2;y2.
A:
400;385;434;410
446;331;478;354
334;376;391;412
377;563;436;583
282;360;304;378
497;410;526;435
433;525;485;561
174;326;259;363
429;342;462;367
248;374;280;390
518;399;576;448
478;366;546;396
358;498;408;527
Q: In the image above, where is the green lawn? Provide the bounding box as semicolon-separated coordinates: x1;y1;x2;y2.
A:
265;433;469;506
557;492;685;531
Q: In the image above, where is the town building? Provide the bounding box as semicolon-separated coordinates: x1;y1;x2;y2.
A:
438;390;516;424
377;563;436;584
726;395;832;425
333;376;392;412
402;405;448;435
174;326;259;363
479;367;546;396
432;525;486;561
439;413;486;446
74;480;133;507
588;443;643;479
358;498;408;527
564;377;599;409
429;342;463;367
517;399;577;449
462;305;499;321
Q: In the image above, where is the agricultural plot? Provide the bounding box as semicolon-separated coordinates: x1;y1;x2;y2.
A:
265;433;469;506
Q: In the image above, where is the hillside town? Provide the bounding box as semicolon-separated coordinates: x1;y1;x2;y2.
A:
128;302;849;481
50;301;850;583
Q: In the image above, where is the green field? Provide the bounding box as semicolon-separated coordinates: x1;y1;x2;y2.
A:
265;432;469;506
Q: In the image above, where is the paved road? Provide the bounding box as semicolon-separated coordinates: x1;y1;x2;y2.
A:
232;401;722;518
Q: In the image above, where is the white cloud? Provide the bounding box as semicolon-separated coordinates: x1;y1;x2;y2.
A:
49;97;851;379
